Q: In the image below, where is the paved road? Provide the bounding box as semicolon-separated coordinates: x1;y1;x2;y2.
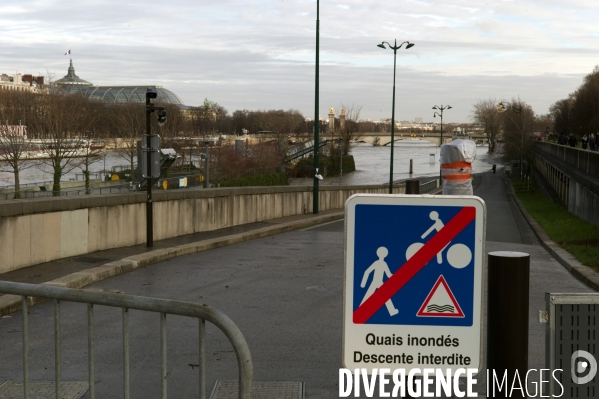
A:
0;171;594;398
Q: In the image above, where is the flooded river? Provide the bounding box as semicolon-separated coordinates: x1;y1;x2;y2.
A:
289;140;497;186
1;140;497;188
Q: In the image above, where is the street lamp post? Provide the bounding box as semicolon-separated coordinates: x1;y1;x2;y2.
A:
145;88;167;247
377;39;415;194
313;0;321;214
433;104;452;184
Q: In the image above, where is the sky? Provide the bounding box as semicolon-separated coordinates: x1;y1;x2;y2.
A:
1;0;597;123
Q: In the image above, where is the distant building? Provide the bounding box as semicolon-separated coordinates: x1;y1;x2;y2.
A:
0;73;47;93
414;117;423;124
54;59;184;106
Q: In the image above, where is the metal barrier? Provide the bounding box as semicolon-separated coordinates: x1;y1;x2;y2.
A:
544;293;599;398
0;280;253;399
0;184;134;200
537;141;599;177
419;179;439;193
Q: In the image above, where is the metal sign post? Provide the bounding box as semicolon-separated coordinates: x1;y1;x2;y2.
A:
343;194;486;374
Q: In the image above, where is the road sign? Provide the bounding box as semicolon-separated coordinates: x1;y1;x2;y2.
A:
343;194;485;374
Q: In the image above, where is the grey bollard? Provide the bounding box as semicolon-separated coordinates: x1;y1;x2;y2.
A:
487;251;530;398
409;159;413;175
405;180;420;194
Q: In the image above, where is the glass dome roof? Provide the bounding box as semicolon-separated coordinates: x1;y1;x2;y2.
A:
53;60;184;105
76;86;183;105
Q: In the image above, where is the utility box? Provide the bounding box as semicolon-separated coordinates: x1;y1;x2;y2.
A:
545;293;599;398
137;135;161;178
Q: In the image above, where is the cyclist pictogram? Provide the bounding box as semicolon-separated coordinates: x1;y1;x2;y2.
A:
405;211;473;269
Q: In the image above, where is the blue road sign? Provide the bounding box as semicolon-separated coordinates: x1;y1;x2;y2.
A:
352;203;476;326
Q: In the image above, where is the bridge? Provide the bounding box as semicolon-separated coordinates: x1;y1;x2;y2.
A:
352;132;488;146
222;132;488;147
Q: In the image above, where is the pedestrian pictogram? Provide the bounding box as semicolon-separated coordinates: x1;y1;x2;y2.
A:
360;247;399;316
416;275;464;317
343;194;485;374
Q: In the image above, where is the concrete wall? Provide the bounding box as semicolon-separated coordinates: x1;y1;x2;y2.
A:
0;185;402;273
534;145;599;229
569;180;599;229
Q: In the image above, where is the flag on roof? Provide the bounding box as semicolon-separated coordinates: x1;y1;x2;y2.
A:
64;49;71;55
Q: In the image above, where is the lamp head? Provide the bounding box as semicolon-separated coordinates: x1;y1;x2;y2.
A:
432;106;438;110
377;43;386;49
447;105;452;110
406;42;415;49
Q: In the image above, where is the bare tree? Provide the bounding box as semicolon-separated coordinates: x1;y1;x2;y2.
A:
28;93;101;193
550;98;572;136
0;124;37;197
339;104;362;155
0;91;41;196
108;103;144;181
549;66;599;137
79;143;103;193
500;98;536;179
471;98;502;153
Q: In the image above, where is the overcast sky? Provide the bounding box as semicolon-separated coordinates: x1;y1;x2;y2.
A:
1;1;596;122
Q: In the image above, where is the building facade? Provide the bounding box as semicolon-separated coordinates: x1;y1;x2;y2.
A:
0;73;47;93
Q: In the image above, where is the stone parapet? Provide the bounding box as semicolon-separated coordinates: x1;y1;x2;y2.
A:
0;184;399;273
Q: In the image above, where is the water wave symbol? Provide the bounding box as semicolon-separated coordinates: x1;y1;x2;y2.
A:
426;305;454;313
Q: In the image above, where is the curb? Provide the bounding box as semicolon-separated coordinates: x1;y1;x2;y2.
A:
0;211;345;317
509;183;599;292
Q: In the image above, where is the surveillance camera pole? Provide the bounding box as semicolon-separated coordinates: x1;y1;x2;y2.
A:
145;92;154;247
144;89;167;247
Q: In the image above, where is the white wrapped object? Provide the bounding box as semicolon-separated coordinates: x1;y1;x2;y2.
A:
440;139;477;196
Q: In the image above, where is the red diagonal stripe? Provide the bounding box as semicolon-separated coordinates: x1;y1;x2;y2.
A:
353;206;476;324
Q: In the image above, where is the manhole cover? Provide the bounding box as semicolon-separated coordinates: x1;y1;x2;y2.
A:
0;381;88;399
210;381;304;399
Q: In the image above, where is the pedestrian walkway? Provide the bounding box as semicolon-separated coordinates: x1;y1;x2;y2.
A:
0;208;344;314
1;171;597;398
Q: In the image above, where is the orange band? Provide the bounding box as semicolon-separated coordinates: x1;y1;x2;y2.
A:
442;161;472;169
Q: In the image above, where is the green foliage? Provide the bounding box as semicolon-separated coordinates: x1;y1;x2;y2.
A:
290;155;356;177
514;181;599;270
219;172;288;187
326;155;356;176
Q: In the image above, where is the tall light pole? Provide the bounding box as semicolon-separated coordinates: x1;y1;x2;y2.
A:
313;0;320;214
433;104;452;184
377;40;415;194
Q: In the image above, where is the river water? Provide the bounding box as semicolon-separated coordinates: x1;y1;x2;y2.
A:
289;140;496;186
0;140;496;188
0;152;134;187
